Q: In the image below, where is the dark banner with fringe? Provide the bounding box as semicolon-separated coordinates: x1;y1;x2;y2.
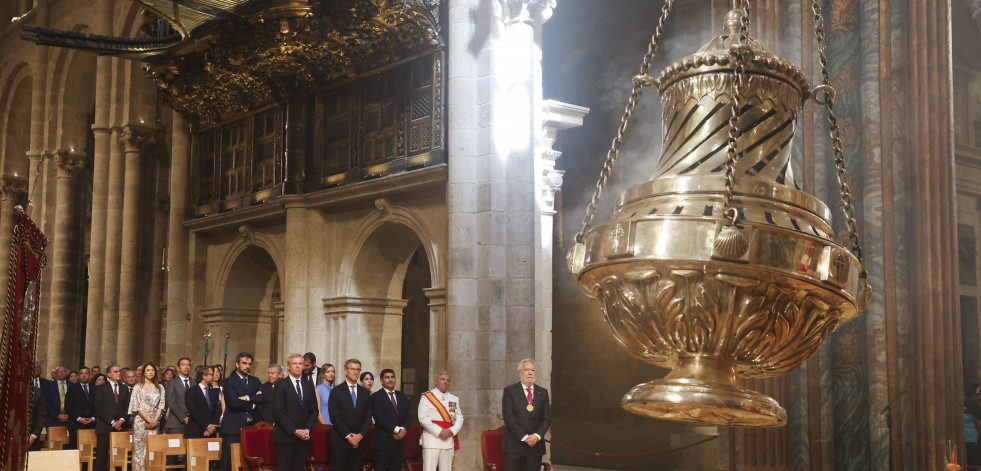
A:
0;209;47;471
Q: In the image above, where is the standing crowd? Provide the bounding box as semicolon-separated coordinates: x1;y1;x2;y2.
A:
27;353;550;471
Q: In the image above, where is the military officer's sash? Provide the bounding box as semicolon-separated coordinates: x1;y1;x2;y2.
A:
422;391;459;450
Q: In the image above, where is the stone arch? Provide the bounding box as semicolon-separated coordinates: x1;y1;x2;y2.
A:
0;62;32;177
48;25;96;151
339;202;441;296
211;229;285;308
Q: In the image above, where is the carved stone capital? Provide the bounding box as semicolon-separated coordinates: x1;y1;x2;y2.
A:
119;124;157;154
541;168;564;209
0;175;28;202
52;149;86;178
499;0;555;26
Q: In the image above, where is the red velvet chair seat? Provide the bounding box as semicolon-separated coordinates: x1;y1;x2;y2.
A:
241;422;277;471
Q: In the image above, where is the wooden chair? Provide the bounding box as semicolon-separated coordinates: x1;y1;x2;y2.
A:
45;426;70;450
77;428;97;470
230;442;242;471
146;434;185;470
27;449;80;470
307;423;331;471
186;437;222;471
403;423;423;471
480;427;551;471
109;431;133;471
240;421;276;470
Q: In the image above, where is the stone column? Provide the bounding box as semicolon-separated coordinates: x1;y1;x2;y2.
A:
0;177;27;329
84;0;115;367
323;297;408;376
423;287;447;382
165;111;191;362
282;196;309;355
116;125;154;366
101;128;124;363
47;149;85;366
536;100;586;393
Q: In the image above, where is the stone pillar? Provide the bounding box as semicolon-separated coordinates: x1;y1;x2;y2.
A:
282;196;309;355
423;287;447;382
116;125;154;366
0;177;27;329
85;0;115;367
47;150;85;366
165;111;190;362
536;100;586;393
101;128;124;363
323;297;408;376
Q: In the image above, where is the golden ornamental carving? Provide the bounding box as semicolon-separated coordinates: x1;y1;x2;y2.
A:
150;1;442;124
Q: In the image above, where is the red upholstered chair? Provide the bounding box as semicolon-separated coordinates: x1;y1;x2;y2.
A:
480;427;551;471
361;425;375;471
240;422;277;471
307;423;331;471
402;423;423;471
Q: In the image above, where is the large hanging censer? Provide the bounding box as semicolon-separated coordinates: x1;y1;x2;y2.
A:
567;1;872;426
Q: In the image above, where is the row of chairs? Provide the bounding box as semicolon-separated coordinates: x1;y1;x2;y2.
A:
37;427;230;471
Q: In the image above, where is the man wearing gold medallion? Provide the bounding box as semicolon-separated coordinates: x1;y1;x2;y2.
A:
418;372;463;471
501;359;551;471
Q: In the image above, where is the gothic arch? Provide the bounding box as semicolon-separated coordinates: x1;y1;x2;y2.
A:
339;202;442;297
211;229;285;308
0;62;32;176
49;25;96;151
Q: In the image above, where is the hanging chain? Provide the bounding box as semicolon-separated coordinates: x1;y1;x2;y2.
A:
810;0;864;264
574;0;675;244
720;1;752;226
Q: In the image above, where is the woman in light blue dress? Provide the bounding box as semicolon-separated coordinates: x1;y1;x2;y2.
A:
314;363;336;424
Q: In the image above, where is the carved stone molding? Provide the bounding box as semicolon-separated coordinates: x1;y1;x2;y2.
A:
119;125;157;154
499;0;555;26
52;149;86;178
541;168;564;209
0;176;28;202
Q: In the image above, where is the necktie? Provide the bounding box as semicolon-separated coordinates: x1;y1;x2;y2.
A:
59;382;66;413
526;387;533;406
295;380;303;405
113;383;118;404
351;385;357;407
244;377;248;388
204;387;211;408
84;384;89;400
389;392;397;410
184;378;190;390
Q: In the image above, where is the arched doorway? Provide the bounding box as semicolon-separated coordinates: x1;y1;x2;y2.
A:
206;245;282;369
400;245;431;410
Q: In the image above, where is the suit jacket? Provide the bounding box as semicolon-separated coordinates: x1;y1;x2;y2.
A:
272;376;319;444
184;385;221;439
370;389;411;450
94;381;131;434
501;382;550;456
221;372;267;434
256;382;276;424
29;385;45;438
65;382;96;430
327;382;372;444
165;375;193;429
42;380;70;427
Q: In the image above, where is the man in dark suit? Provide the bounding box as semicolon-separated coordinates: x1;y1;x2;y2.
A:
370;369;412;471
273;354;319;471
327;358;373;471
28;385;46;451
501;359;551;471
184;365;220;439
66;366;96;449
41;364;70;431
94;363;131;471
221;352;268;471
257;364;283;424
164;357;193;436
302;352;319;384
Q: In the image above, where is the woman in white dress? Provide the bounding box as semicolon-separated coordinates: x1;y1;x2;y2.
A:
129;362;166;471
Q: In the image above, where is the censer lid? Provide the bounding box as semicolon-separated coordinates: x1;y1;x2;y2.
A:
655;10;809;95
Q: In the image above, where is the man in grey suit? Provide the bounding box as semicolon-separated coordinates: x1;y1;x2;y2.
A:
165;357;193;434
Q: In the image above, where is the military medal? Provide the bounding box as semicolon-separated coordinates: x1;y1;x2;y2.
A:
526;404;534;412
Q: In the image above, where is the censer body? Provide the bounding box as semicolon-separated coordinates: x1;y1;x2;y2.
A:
567;15;868;426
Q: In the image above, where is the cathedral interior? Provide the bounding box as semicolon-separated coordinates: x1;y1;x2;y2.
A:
0;0;980;469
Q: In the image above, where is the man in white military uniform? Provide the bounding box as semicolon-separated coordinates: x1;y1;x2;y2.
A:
417;372;463;471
